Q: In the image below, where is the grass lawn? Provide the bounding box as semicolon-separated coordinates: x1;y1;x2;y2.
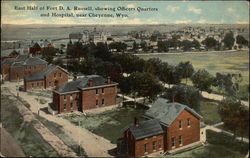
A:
216;124;249;139
200;99;221;125
62;105;147;144
1;95;60;157
174;130;249;158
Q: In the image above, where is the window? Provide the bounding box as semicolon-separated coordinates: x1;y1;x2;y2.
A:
187;118;191;127
179;136;183;145
54;73;56;77
64;104;67;110
49;82;51;86
144;143;148;153
32;83;34;87
102;98;105;105
96;99;98;106
102;88;104;93
171;137;175;147
96;89;98;95
64;95;66;100
70;103;73;109
59;73;62;77
158;140;162;149
152;141;156;151
179;120;182;129
37;82;39;86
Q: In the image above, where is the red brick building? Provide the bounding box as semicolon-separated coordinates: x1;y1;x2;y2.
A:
51;75;118;114
119;98;202;157
29;40;54;56
1;55;48;81
24;64;68;91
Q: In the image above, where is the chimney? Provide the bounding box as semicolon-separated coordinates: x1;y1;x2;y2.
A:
134;117;139;127
88;79;93;87
107;76;111;84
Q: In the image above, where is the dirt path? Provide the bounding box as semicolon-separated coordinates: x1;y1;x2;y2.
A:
3;82;116;157
1;89;77;157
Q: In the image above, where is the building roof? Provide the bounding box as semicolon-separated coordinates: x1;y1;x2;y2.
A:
23;57;48;66
55;75;118;94
5;55;48;69
1;58;15;65
25;65;68;81
124;119;164;140
144;98;202;126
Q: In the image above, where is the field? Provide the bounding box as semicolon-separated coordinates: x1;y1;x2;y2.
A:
139;50;249;84
62;106;147;144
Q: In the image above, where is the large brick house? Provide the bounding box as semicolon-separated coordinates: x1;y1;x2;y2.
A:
1;55;48;81
51;75;118;114
24;64;68;91
119;98;202;157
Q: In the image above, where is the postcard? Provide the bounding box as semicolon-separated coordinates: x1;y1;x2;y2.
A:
1;0;249;157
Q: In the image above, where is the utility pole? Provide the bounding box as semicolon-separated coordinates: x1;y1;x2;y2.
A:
78;119;81;156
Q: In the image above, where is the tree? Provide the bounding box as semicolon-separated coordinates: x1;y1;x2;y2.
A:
202;37;218;50
163;85;202;111
214;73;243;99
41;48;58;64
191;69;215;92
218;99;249;140
236;35;249;48
144;58;162;76
181;40;193;52
192;39;201;49
129;72;164;104
108;42;127;52
223;32;235;50
177;61;194;84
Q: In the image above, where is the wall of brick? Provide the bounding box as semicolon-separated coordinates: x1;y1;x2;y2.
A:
45;67;68;89
24;80;44;91
57;92;79;114
124;130;136;158
165;109;200;151
134;134;164;157
81;86;117;110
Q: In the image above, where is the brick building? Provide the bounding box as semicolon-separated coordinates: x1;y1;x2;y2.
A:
51;75;118;114
29;40;54;56
24;64;68;91
119;98;202;157
1;55;48;81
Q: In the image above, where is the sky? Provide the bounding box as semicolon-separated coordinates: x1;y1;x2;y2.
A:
1;1;249;25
